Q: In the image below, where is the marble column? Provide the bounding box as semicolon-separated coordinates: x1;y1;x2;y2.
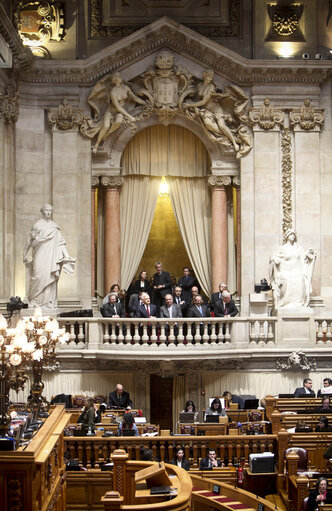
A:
91;176;99;297
208;175;232;293
101;176;123;294
233;176;241;295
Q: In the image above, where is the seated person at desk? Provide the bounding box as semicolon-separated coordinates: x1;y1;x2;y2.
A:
295;420;313;432
78;398;96;432
315;416;332;432
317;378;332;397
199;448;222;469
181;400;199;421
204;398;227;421
223;391;245;409
109;383;133;409
308;477;332;511
315;397;332;413
170;448;190;471
117;412;138;436
294;378;315;397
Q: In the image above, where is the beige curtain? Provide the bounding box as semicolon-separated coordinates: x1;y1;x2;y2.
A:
172;374;186;433
201;372;325;403
122;125;209;176
120;176;160;290
169;177;212;297
11;372;135;403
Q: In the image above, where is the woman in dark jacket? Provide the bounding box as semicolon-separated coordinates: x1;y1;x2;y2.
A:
133;271;151;296
169;448;190;471
308;477;332;511
315;416;332;432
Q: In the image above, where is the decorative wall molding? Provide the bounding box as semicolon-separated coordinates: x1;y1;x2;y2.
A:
276;351;316;371
47;99;83;131
249;98;284;130
290;98;325;131
281;127;293;236
0;86;19;124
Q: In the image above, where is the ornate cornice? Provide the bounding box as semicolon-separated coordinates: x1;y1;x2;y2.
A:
101;176;124;188
208;175;232;188
15;18;332;86
0;4;33;70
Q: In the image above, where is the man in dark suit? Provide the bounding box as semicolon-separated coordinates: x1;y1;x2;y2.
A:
108;383;133;409
178;267;195;303
210;283;229;315
214;291;238;317
294;378;315;397
100;293;126;336
100;293;125;318
152;262;172;311
173;286;188;317
199;449;222;469
134;293;158;318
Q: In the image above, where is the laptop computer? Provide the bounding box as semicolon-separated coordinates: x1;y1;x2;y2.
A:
205;415;220;423
122;429;136;436
150;486;171;495
279;394;295;398
179;412;195;423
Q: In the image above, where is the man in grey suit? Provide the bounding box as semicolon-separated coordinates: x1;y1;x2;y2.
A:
160;294;183;319
160;294;182;339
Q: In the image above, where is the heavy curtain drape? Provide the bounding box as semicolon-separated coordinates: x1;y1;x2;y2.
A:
120;176;160;290
119;125;236;294
172;374;185;433
169;177;211;298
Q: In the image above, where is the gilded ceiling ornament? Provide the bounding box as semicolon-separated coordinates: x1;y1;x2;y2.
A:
0;85;19;124
249;98;284;130
13;1;64;57
281;128;293;235
290;98;325;131
267;3;304;37
48;99;83;131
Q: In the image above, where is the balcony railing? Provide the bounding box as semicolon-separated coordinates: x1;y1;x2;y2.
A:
57;316;278;351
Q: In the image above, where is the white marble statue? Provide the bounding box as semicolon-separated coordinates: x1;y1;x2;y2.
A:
23;204;76;308
269;229;317;309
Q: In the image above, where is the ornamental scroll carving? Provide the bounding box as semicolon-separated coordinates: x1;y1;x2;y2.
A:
281;128;293;235
101;176;124;189
249;98;284;130
80;51;253;158
290;98;324;130
13;1;65;57
208;175;232;188
0;86;19;124
48;100;83;131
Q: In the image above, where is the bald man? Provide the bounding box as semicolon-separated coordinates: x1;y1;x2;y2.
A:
108;384;133;409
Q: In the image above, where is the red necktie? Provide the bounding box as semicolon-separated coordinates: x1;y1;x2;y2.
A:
147;306;150;316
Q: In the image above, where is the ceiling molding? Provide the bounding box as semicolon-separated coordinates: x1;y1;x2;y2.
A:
16;17;332;86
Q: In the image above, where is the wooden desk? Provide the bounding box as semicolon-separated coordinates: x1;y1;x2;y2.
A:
244;467;277;497
178;423;227;435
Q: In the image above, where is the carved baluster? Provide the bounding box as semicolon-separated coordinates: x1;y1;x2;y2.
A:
177;321;184;343
326;321;332;343
186;322;193;344
86;441;92;469
194;322;201;343
202;321;209;344
133;323;140;344
159;323;167;345
103;321;110;344
224;321;231;344
267;320;275;343
210;320;217;345
160;440;165;462
78;441;84;467
77;321;85;344
316;320;324;343
117;322;124;345
168;322;175;345
70;322;76;344
125;321;132;344
142;323;149;344
150;323;157;343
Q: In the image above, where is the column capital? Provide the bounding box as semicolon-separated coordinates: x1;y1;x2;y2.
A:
232;176;241;188
208;175;232;188
101;176;124;189
91;176;99;189
48;99;83;131
0;85;19;124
